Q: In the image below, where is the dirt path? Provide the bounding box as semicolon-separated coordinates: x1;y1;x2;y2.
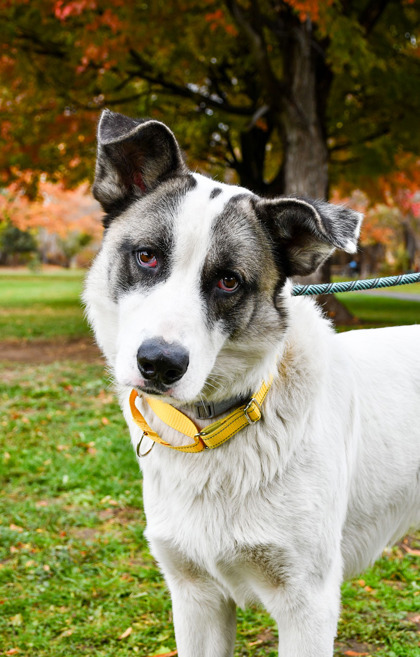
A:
0;338;103;364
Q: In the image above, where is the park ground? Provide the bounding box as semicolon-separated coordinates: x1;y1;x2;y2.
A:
0;269;419;657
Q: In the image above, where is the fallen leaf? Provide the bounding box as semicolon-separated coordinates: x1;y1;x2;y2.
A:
101;416;110;425
149;651;178;657
401;545;420;556
59;628;73;638
118;626;133;640
9;524;23;533
343;652;370;656
5;649;20;655
9;614;23;626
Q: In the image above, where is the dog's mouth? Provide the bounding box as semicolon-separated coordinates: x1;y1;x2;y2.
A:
136;382;175;398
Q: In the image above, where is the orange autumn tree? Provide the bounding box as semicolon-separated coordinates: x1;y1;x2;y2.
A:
1;0;419;198
333;156;420;274
0;1;419;302
0;182;102;266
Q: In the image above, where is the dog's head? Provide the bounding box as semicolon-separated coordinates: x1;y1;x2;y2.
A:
84;110;362;404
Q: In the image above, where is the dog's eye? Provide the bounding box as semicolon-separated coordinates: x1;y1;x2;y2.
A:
217;274;240;293
136;249;158;269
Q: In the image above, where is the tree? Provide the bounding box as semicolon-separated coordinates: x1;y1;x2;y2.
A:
0;181;102;265
1;1;419;315
0;219;37;265
1;0;419;194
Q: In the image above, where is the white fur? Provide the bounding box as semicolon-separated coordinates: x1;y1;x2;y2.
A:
84;173;420;657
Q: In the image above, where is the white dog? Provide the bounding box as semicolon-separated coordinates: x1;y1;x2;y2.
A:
84;109;420;657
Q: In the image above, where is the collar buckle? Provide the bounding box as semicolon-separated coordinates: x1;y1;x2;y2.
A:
193;400;217;419
243;398;262;424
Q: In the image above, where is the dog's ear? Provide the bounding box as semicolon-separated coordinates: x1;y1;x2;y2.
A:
93;109;187;212
255;197;363;276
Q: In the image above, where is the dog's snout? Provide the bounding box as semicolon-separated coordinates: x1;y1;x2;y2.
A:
137;339;189;386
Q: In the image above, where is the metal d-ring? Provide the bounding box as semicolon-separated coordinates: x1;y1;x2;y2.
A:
136;432;155;458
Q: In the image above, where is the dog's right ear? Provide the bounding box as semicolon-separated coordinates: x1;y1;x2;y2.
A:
92;109;187;212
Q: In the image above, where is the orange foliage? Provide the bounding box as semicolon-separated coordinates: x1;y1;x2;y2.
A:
54;0;97;21
284;0;334;23
375;155;420;217
0;181;103;241
361;210;394;248
330;189;394;248
205;9;238;36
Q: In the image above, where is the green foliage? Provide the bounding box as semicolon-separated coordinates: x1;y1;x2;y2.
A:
58;232;93;266
0;219;37;264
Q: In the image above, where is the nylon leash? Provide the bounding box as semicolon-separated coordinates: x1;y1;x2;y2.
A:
292;272;420;297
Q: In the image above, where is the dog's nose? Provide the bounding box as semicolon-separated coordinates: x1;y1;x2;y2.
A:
137;339;189;386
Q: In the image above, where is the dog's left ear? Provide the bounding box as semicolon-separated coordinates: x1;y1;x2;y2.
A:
255;197;363;276
93;109;187;212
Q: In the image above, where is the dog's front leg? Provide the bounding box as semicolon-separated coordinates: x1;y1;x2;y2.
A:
266;566;342;657
151;541;236;657
169;577;236;657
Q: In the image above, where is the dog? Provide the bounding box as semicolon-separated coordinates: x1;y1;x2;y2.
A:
83;109;420;657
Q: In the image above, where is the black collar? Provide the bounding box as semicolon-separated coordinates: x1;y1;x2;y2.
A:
188;394;249;420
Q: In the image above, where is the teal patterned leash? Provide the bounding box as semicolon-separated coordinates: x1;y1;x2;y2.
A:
292;272;420;296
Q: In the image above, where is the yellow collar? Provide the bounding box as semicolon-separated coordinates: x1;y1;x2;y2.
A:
129;377;273;455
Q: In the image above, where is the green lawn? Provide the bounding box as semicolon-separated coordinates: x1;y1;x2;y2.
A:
0;270;419;656
1;361;419;657
337;293;420;329
0;269;418;341
0;270;89;340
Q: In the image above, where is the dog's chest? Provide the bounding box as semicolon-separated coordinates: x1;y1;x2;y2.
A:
145;484;294;605
140;448;330;606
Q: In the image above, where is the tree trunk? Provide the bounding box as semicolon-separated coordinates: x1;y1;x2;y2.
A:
229;12;356;324
281;20;355;324
402;218;416;270
281;22;328;199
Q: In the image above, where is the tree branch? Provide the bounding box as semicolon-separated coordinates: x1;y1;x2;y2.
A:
358;0;391;35
127;49;256;117
328;126;391;152
223;0;284;105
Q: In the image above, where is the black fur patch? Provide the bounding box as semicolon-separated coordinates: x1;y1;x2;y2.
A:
209;188;222;200
200;195;285;339
107;175;196;299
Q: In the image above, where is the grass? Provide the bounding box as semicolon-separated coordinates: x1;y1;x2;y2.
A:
0;269;419;656
1;361;418;657
336;294;420;329
0;270;89;340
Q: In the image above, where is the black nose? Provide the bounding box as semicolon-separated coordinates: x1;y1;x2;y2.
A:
137;339;189;386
